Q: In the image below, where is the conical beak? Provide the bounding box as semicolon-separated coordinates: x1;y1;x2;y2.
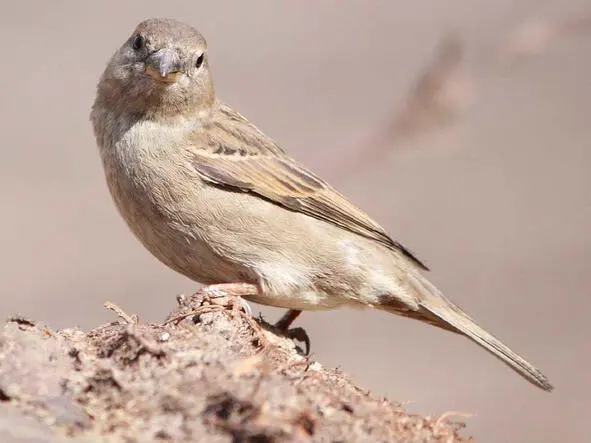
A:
145;48;182;83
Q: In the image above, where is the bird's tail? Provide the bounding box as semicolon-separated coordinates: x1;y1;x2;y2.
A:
382;272;553;391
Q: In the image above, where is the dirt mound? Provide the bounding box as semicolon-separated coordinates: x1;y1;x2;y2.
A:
0;294;470;442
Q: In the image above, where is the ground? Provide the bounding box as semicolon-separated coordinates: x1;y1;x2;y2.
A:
0;293;471;442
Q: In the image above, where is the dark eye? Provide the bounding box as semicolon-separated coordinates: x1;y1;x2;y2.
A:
195;53;205;69
132;34;145;51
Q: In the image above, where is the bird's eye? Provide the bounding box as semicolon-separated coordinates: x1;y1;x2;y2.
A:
132;34;145;51
195;53;205;69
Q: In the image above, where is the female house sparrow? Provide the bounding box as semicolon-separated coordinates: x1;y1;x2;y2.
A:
91;18;552;391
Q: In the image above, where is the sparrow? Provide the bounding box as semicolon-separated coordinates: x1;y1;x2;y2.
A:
90;18;553;391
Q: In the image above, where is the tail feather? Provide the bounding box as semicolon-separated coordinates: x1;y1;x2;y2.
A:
402;273;553;391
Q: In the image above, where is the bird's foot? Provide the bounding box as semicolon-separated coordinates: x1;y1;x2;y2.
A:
169;283;268;349
274;309;311;355
193;283;255;317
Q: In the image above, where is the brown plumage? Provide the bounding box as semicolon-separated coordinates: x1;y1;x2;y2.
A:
91;18;552;392
192;103;429;270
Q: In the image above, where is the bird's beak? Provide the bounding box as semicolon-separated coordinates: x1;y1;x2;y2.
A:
145;49;183;83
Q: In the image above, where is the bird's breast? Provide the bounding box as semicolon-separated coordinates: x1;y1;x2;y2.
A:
102;119;193;210
100;133;247;284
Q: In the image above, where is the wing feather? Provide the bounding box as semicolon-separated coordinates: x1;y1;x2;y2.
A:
190;103;429;270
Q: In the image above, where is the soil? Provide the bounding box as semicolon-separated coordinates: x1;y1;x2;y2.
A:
0;293;471;442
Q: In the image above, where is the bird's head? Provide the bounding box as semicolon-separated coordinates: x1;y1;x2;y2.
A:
95;18;215;118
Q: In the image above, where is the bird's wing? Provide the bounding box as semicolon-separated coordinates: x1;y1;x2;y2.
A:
189;103;428;270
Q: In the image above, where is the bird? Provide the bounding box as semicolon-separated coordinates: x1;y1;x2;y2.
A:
90;18;553;391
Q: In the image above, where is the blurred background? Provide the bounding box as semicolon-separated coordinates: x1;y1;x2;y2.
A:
1;1;590;441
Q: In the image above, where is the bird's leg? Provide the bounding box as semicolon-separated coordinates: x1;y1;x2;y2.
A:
186;282;270;349
194;282;258;316
274;309;302;330
274;309;311;355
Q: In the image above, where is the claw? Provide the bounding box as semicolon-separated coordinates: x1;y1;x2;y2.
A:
274;309;311;355
284;327;311;355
